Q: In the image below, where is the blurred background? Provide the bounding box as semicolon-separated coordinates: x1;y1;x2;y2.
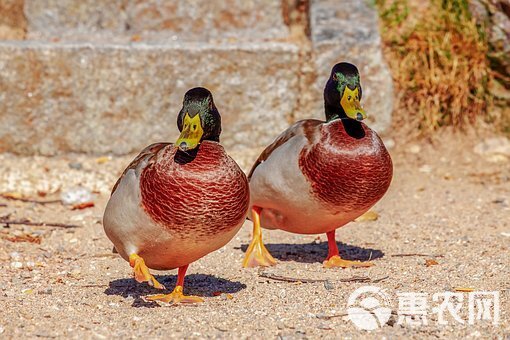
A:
0;0;508;156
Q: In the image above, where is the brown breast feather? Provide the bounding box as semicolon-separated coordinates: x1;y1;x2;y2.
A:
248;119;323;180
139;142;250;238
298;120;393;213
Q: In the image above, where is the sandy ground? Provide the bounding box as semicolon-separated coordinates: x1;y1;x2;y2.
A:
0;132;509;339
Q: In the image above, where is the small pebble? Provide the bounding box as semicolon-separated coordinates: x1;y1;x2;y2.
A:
11;262;23;269
408;144;421;154
323;280;334;290
317;322;332;330
419;165;432;173
38;288;52;295
20;272;32;279
60;186;92;205
68;162;83;170
9;252;21;260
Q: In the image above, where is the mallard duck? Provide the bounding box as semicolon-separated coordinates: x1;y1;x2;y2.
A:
243;62;393;268
103;87;250;303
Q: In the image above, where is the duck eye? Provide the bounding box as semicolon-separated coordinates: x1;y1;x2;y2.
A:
193;124;197;130
348;96;352;101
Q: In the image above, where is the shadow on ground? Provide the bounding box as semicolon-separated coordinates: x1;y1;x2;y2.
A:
105;274;246;308
240;241;384;264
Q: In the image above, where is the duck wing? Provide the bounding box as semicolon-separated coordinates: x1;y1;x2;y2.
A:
110;142;171;195
248;119;323;180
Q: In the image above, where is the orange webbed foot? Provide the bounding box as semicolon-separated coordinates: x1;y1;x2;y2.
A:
242;235;277;268
323;255;373;268
129;254;165;289
146;286;203;304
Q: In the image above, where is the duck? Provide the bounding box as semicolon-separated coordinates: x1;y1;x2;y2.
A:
103;87;250;303
243;62;393;268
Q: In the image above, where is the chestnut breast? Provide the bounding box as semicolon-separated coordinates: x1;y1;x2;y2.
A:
140;142;250;239
299;119;393;214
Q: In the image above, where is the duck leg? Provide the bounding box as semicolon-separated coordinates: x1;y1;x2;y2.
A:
323;230;373;268
129;253;165;289
146;264;204;304
242;206;277;268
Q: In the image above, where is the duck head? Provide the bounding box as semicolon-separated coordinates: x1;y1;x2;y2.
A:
176;87;221;152
323;62;367;122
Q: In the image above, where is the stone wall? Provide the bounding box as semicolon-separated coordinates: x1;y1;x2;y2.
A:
0;0;393;155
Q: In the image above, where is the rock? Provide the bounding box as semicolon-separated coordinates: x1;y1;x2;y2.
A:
10;261;23;269
68;162;83;170
469;0;510;88
37;288;53;295
419;165;432;173
308;0;394;133
0;1;393;155
60;187;93;205
407;144;422;154
0;41;299;155
473;137;510;156
323;280;334;290
24;0;289;43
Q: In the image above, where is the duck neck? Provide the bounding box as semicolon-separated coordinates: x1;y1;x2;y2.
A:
324;102;347;122
324;101;365;139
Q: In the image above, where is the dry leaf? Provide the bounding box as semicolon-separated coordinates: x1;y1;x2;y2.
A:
131;34;142;42
425;259;439;267
1;192;24;199
95;156;111;164
2;233;41;244
355;211;379;222
71;202;95;210
454;287;474;292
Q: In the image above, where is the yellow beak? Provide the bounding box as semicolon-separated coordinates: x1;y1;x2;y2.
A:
175;113;204;151
340;87;367;121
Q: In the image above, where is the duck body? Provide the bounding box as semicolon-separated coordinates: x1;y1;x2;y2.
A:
249;118;392;235
104;141;250;270
242;62;393;268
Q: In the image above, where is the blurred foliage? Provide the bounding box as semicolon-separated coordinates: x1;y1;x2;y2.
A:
376;0;495;134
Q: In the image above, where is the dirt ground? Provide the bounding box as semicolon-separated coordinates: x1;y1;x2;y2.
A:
0;131;509;339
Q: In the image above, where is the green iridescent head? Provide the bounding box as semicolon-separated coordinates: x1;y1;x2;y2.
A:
324;62;366;122
176;87;221;152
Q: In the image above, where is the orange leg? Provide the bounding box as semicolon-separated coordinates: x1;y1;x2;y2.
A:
242;206;277;268
323;230;373;268
146;264;203;304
